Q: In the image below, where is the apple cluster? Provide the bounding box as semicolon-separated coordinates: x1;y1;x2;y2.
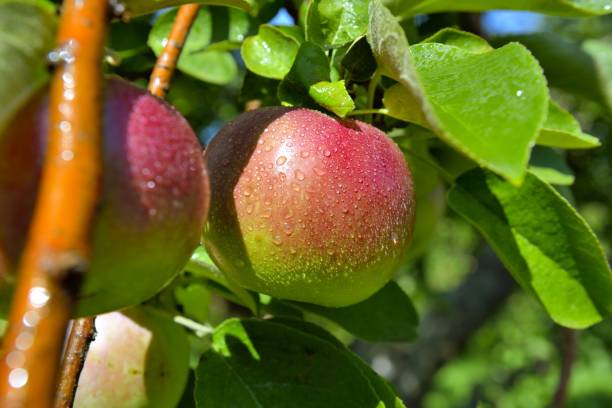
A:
0;78;415;405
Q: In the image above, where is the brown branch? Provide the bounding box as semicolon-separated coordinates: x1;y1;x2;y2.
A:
0;0;107;406
148;4;200;98
551;328;577;408
54;317;96;408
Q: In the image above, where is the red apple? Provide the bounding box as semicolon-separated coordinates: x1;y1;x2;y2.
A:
0;77;209;317
203;107;415;307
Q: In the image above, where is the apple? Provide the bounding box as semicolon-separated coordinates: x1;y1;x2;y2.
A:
0;77;209;317
73;307;190;408
203;107;415;307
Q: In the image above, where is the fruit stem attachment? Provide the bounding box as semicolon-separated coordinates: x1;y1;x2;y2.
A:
148;5;200;98
55;317;96;408
0;0;107;405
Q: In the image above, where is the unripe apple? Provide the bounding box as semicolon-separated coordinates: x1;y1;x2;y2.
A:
203;107;415;307
0;77;209;317
73;307;190;408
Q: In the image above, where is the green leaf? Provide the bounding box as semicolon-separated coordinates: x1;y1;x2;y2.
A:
308;80;355;117
383;83;429;128
241;25;301;79
448;169;612;329
278;41;330;107
175;284;210;323
209;6;253;43
148;8;237;84
306;0;369;49
493;33;612;112
421;27;492;54
289;281;418;342
386;0;612;18
194;318;385;407
537;101;601;149
270;318;405;408
528;147;575;186
0;0;55;134
123;0;255;18
370;3;548;184
341;36;377;81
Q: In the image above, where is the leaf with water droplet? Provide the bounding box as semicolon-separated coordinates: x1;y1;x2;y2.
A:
308;80;355;117
370;5;548;184
241;25;301;80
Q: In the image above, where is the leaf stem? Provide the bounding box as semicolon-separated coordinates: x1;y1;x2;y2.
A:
148;4;200;98
0;0;108;405
347;108;389;117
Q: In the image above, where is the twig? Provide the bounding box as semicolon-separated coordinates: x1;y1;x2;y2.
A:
54;318;96;408
0;0;107;405
148;5;200;98
551;328;577;408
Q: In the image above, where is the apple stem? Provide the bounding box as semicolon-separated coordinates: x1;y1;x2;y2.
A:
0;0;108;406
55;317;96;408
148;4;201;98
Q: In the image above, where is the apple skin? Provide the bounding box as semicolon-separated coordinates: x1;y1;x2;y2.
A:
73;307;190;408
0;77;209;317
203;107;415;307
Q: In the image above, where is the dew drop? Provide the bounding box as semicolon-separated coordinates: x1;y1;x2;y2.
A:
300;151;310;158
5;352;24;369
313;167;326;176
273;235;283;246
15;332;34;350
246;204;254;214
276;156;287;165
28;287;50;308
295;170;305;181
243;187;252;197
146;181;156;189
324;150;331;157
61;150;74;161
8;368;28;389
